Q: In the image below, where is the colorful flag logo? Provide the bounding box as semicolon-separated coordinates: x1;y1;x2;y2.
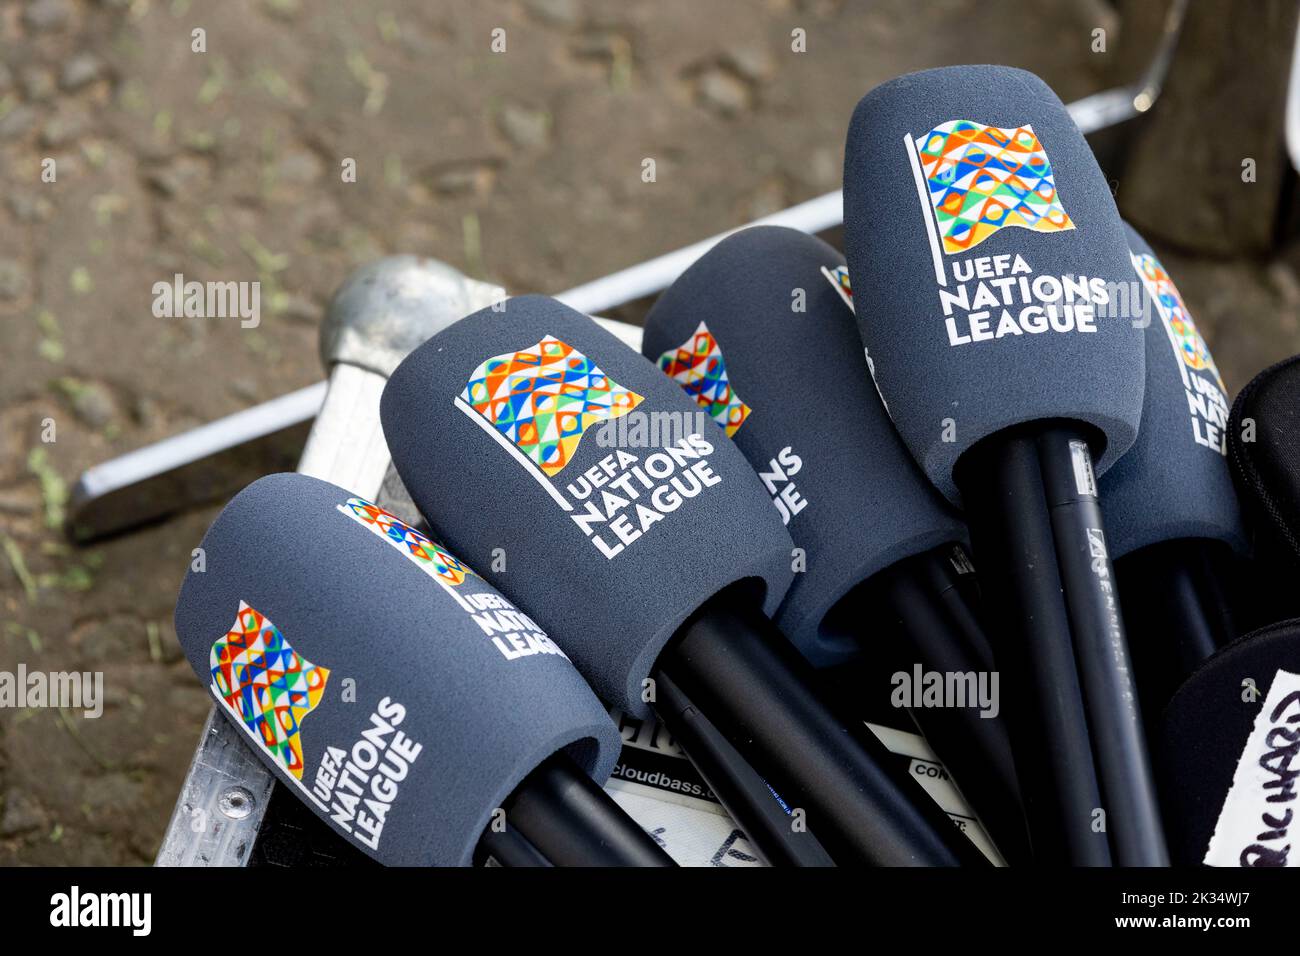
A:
1131;250;1226;395
337;496;474;587
821;264;855;312
210;602;329;780
657;321;752;437
457;335;643;478
912;120;1074;255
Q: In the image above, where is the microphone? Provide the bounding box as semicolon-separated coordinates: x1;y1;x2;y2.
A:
381;294;987;866
1155;621;1300;866
311;257;794;864
843;65;1165;865
157;254;508;869
641;224;1027;863
1102;223;1248;720
174;471;673;867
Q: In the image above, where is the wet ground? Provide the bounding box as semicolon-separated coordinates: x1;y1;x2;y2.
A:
1;0;1297;864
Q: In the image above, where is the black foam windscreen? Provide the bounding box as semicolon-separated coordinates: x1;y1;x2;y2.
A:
173;472;622;866
642;225;967;666
380;295;796;716
1100;223;1246;558
1157;620;1300;866
842;65;1144;504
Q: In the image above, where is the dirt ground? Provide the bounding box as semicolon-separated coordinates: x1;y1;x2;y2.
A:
1;0;1298;866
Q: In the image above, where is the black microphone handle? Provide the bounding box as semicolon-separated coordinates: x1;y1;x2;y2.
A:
653;670;836;867
1036;425;1169;867
868;546;1031;866
502;752;677;867
1116;538;1237;720
475;824;553;867
655;587;987;867
957;430;1112;866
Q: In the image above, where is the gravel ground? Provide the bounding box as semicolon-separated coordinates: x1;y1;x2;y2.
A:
1;0;1297;865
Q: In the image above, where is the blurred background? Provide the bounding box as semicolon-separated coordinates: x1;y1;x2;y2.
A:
1;0;1298;865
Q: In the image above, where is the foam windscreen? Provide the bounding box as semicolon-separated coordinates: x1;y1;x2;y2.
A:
842;65;1144;503
174;472;622;866
381;295;796;715
1100;224;1246;558
642;225;967;665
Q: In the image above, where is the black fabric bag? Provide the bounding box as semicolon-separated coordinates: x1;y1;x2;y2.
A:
1228;355;1300;629
1230;354;1300;567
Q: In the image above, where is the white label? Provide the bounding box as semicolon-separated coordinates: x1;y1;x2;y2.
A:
1069;439;1097;498
1204;669;1300;867
604;708;1003;865
948;545;976;576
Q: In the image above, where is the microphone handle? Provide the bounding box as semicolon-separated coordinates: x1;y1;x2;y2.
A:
1036;425;1169;866
870;546;1031;865
656;587;988;867
502;753;677;867
475;824;552;867
653;670;836;867
1116;538;1238;730
957;430;1112;865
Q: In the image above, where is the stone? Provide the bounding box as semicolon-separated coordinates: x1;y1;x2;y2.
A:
20;67;57;102
0;487;40;514
146;157;207;198
229;378;259;402
498;104;551;148
0;106;37;141
274;149;323;186
24;0;73;32
526;0;580;26
0;791;47;837
696;67;751;117
60;53;103;91
279;294;318;325
0;259;28;300
430;162;495;197
130;394;159;429
571;34;618;61
69;382;117;429
9;193;53;222
726;46;774;84
40;108;89;148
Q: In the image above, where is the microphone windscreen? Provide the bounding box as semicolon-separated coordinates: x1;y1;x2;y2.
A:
381;295;796;716
1157;621;1300;866
174;472;622;866
642;225;966;665
1100;224;1246;558
843;65;1144;503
